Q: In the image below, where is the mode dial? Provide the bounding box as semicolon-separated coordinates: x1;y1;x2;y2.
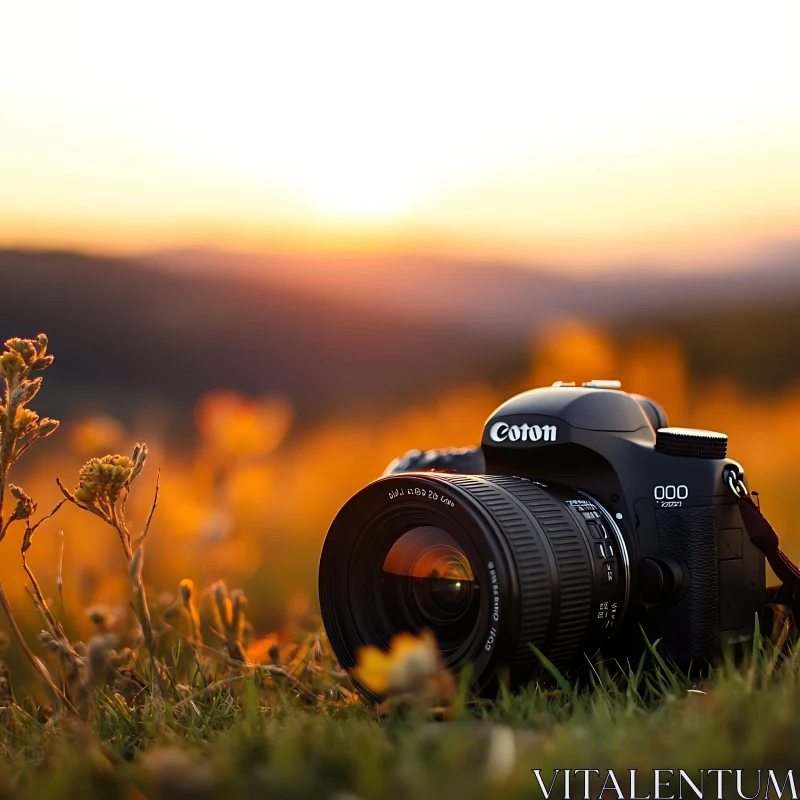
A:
655;427;728;459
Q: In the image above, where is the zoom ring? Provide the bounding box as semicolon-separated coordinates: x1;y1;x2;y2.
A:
442;475;595;685
483;477;593;670
439;475;552;687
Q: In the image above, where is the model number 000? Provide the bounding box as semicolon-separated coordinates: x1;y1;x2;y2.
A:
654;484;689;501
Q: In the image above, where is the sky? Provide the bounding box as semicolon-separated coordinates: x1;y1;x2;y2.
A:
1;0;800;268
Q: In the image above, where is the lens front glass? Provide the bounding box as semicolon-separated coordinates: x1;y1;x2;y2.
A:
381;526;480;652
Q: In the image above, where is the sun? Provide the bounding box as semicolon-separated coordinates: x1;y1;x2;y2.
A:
298;170;420;222
268;142;428;223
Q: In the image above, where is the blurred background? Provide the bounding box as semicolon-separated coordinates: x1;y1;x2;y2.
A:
1;1;800;645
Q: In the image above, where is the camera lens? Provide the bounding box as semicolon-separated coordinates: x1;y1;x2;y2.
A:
381;526;479;651
319;473;629;698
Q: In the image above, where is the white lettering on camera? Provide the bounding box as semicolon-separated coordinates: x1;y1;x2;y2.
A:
489;421;557;444
484;560;500;651
654;484;688;508
387;486;454;507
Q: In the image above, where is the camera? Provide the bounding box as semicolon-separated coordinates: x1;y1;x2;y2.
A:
319;381;766;697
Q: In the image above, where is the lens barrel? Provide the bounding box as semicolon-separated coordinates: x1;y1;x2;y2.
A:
319;472;628;698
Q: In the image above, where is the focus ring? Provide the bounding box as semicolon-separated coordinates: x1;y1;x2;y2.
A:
485;478;593;669
438;475;552;687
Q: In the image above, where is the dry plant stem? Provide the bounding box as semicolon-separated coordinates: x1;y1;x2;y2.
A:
58;468;163;699
129;476;160;663
110;506;133;561
0;396;20;527
56;530;64;613
22;563;59;636
0;397;54;703
171;674;249;710
0;336;64;709
20;499;67;637
132;566;157;667
0;581;78;715
138;469;160;545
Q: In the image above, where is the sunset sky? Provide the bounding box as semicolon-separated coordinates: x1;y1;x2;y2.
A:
1;0;800;268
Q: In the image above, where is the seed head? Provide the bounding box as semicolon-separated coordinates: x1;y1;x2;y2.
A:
74;454;135;506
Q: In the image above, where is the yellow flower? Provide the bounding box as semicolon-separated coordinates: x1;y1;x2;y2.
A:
74;454;135;506
355;630;441;695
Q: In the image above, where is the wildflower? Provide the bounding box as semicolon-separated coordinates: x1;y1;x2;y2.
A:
73;454;136;506
0;334;53;385
355;629;442;696
58;440;162;714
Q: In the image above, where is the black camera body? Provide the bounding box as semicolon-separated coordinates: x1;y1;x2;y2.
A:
479;382;765;663
319;382;766;697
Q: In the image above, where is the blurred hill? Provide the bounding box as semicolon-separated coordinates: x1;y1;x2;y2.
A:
0;250;515;432
146;244;800;335
149;246;800;393
4;247;800;435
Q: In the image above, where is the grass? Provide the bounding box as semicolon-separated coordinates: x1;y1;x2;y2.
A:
0;635;799;799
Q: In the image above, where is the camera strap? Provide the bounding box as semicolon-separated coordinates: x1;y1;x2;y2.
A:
729;472;800;619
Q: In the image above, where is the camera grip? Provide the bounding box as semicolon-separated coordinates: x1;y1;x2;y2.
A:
656;507;719;660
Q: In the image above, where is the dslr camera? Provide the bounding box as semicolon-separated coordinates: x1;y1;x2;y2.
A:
319;381;765;696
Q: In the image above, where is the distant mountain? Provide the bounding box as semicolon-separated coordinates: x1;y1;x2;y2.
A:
145;245;800;337
144;244;800;397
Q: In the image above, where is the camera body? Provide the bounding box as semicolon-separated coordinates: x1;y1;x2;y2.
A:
477;382;765;661
319;382;766;698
